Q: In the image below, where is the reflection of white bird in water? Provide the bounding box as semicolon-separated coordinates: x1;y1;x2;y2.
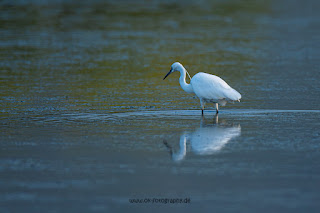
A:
163;62;241;114
164;115;241;162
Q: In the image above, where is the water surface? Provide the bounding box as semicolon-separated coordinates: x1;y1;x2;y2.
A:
1;0;320;212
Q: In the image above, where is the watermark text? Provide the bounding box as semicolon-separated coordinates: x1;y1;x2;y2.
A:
129;197;191;204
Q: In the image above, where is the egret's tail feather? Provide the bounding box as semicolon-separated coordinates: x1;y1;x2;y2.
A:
224;88;241;102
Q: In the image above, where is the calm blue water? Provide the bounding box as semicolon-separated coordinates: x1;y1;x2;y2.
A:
1;0;320;212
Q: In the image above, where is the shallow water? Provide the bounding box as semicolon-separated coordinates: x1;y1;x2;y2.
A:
1;0;320;212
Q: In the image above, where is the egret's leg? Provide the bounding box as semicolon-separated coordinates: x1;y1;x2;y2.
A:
215;103;219;114
200;99;205;115
213;113;219;124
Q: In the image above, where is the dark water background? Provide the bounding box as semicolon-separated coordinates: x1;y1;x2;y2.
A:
1;0;320;212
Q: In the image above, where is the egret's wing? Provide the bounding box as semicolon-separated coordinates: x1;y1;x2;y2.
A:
191;72;241;101
191;126;241;155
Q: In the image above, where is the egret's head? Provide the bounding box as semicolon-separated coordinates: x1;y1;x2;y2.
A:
163;62;184;80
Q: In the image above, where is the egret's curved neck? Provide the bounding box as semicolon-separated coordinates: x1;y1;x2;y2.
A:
178;67;194;93
172;133;187;162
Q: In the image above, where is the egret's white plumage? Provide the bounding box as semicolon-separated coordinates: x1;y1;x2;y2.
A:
163;62;241;114
165;116;241;162
171;125;241;162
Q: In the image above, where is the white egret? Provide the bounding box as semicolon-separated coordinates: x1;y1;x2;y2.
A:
163;62;241;114
163;116;241;162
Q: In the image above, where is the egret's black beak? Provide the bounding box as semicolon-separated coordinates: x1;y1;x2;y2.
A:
163;69;172;80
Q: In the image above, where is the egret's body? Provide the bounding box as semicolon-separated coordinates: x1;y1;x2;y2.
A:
164;116;241;162
163;62;241;114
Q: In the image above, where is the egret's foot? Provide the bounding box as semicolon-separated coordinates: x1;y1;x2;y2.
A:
201;109;204;116
216;110;219;114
